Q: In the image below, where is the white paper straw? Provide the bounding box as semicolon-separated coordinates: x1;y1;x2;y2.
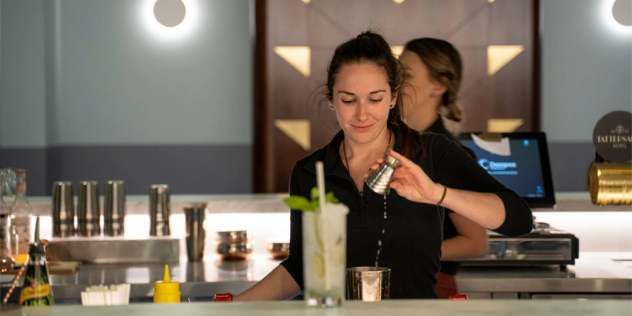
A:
315;161;331;290
78;284;131;306
316;162;327;216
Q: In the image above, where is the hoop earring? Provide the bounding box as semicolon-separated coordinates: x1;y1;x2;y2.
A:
330;105;334;110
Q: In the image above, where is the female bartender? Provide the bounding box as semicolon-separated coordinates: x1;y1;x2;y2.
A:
236;31;532;300
399;38;489;298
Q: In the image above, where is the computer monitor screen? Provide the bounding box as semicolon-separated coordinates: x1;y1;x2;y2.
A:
459;132;556;208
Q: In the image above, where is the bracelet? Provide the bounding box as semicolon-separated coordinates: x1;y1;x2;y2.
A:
436;185;447;206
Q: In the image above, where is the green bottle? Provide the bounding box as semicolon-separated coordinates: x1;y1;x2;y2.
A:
19;217;54;306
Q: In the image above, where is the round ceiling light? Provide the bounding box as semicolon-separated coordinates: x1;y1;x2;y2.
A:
154;0;186;27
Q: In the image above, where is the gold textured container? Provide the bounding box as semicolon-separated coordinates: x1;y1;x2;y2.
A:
589;162;632;205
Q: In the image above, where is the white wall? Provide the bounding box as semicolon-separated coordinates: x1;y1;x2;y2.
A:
541;0;632;142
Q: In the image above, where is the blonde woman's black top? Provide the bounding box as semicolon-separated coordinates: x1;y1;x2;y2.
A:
425;118;476;276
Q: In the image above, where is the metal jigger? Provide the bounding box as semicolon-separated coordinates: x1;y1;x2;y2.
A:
365;155;402;195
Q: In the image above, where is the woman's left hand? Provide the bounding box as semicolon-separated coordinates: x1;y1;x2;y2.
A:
366;150;444;205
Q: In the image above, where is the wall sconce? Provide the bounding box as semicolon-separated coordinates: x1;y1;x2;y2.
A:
612;0;631;26
154;0;186;27
141;0;199;41
604;0;632;34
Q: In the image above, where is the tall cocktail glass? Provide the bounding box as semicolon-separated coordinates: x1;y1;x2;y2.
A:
302;203;348;307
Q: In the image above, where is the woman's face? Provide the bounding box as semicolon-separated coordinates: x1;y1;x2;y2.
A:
399;50;442;123
329;62;394;146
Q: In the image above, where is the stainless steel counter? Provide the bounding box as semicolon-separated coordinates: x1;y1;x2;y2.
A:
5;193;630;303
456;257;632;298
2;253;630;303
2;254;276;304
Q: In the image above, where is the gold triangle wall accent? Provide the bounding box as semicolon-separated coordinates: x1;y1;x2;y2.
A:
488;0;495;3
391;46;404;58
274;46;311;77
301;0;310;3
275;119;311;151
487;119;524;132
393;0;406;4
487;45;524;76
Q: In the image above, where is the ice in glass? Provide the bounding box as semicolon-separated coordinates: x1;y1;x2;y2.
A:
302;203;348;307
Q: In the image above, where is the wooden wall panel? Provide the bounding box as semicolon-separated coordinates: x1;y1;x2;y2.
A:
255;0;539;193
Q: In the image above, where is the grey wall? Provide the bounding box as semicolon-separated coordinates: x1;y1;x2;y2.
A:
1;0;630;195
1;0;253;195
1;0;47;148
541;0;632;192
49;0;252;146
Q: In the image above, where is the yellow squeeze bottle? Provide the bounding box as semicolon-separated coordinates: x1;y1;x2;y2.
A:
154;264;180;303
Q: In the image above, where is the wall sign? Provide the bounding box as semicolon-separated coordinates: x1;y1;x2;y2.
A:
592;110;632;162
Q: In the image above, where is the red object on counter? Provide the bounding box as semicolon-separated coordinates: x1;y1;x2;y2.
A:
448;294;468;300
213;293;233;302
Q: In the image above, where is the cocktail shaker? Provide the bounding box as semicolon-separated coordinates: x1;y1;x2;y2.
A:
52;181;75;237
104;180;125;236
77;181;101;237
365;155;402;195
149;185;170;236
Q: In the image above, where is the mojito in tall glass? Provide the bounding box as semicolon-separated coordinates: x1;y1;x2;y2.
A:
302;203;348;307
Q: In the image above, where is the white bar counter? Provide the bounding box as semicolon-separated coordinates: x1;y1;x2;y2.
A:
3;300;631;316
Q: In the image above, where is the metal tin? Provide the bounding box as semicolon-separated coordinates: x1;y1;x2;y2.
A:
589;162;632;205
149;185;170;236
52;181;75;237
267;241;289;260
216;242;252;260
215;230;250;244
104;181;125;236
346;266;391;301
184;207;205;261
77;181;100;237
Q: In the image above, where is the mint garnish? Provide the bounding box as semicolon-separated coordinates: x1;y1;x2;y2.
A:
283;187;339;212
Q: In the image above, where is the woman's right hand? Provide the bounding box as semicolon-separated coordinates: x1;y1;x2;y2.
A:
365;150;445;205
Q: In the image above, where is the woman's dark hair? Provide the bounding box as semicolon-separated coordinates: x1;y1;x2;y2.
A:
403;38;463;122
324;31;420;159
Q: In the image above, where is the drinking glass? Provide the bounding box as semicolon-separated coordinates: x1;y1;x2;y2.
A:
302;203;348;307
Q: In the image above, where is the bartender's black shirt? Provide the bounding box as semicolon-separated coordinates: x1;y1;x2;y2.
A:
280;126;532;299
425;119;476;276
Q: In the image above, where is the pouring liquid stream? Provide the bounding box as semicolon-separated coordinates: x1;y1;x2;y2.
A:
375;193;387;267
